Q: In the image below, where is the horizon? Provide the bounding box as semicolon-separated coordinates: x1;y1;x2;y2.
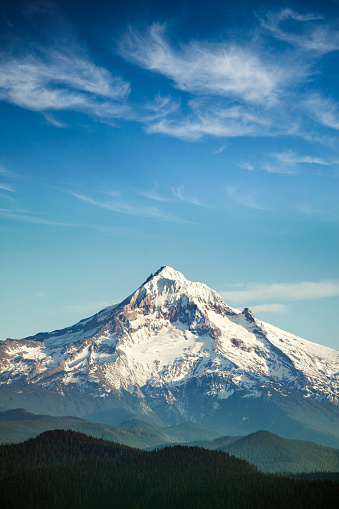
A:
0;0;338;350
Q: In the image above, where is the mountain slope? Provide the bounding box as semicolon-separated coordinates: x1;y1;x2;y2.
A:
0;408;223;448
0;266;338;444
220;430;339;473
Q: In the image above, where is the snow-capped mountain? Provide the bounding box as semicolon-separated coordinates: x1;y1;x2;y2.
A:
1;266;338;443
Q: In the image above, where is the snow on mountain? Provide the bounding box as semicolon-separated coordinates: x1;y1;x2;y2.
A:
0;266;338;419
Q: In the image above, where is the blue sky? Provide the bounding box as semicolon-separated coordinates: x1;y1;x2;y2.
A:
0;0;338;349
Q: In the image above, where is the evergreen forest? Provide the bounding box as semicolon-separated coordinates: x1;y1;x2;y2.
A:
1;430;338;509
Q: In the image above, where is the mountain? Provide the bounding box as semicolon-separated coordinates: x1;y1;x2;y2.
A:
0;409;163;448
0;408;222;448
0;266;338;445
219;430;339;473
152;430;339;474
2;408;339;475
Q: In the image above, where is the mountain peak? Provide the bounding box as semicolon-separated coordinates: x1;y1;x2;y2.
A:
138;266;226;308
143;266;184;285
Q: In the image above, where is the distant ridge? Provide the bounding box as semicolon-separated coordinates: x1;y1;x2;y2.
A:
220;430;339;473
2;409;339;474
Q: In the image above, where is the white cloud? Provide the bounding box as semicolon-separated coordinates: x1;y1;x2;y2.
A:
138;182;170;202
43;114;68;128
119;22;317;142
214;146;227;154
146;99;267;140
296;203;325;216
250;303;288;313
0;50;130;115
106;189;122;198
0;209;133;233
143;94;180;122
220;280;339;304
71;191;190;223
303;95;339;130
172;186;210;208
0;166;14;176
235;162;255;171
261;9;339;54
0;193;17;203
0;209;91;227
2;7;337;146
0;183;14;191
225;185;269;211
120;23;288;104
146;115;253;140
295;203;338;221
0;10;130;124
271;150;330;166
261;163;297;174
260;150;332;175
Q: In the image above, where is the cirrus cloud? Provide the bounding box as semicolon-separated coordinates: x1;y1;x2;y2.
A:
221;279;339;304
250;303;288;313
260;8;339;54
119;22;290;105
0;50;130;116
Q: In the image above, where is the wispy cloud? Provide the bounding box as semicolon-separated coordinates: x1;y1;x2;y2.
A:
260;8;339;54
271;150;330;166
146;98;267;140
119;21;323;142
221;279;339;304
138;182;170;202
71;191;190;223
250;303;288;313
117;13;339;143
0;166;14;176
303;95;339;130
0;192;17;203
0;209;134;233
213;146;227;154
0;8;130;124
0;166;22;181
1;6;338;146
0;183;15;192
260;163;296;175
172;186;210;208
261;150;332;174
295;202;338;221
296;203;325;216
143;94;180;122
120;23;289;104
226;185;268;211
0;209;93;227
235;162;255;171
0;50;129;114
43;114;69;128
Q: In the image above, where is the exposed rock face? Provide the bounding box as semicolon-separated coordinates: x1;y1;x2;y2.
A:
0;266;338;430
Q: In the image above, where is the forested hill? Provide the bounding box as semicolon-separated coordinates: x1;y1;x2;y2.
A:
1;430;338;509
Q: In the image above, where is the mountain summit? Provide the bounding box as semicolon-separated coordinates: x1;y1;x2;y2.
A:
1;266;338;444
